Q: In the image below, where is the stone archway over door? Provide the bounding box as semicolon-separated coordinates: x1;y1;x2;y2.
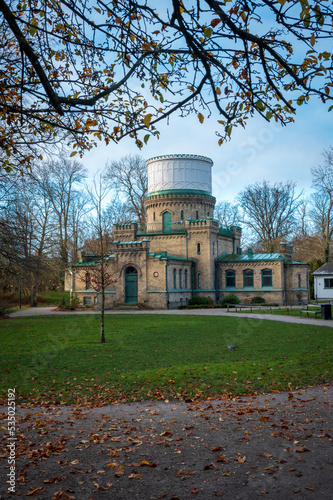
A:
162;212;171;233
125;267;138;303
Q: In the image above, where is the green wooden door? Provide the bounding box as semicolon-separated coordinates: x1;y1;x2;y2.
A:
163;212;172;233
125;267;138;303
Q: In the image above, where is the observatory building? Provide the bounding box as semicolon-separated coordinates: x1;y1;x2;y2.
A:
66;154;309;308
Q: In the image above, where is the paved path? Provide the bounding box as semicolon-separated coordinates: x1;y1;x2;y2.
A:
8;306;333;327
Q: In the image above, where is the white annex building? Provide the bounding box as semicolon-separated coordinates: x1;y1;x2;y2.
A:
312;263;333;303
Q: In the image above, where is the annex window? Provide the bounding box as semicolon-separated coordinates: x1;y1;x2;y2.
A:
197;243;201;255
324;278;333;288
184;269;188;289
243;269;254;288
225;270;236;288
179;269;182;289
83;296;92;305
173;268;177;289
262;269;272;288
197;272;201;289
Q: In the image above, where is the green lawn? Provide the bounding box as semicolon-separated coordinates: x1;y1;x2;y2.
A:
229;305;332;318
1;314;332;405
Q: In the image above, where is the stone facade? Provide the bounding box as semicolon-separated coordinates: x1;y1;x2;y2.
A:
65;154;309;308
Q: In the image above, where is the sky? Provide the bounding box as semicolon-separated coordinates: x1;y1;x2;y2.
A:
81;97;332;204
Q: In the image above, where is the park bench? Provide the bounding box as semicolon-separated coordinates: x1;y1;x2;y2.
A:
300;306;321;318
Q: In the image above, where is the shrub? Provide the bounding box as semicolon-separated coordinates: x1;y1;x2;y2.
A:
250;296;266;304
188;296;209;306
221;294;240;306
0;301;11;317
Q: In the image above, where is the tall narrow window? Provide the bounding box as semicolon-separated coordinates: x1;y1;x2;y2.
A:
196;210;199;219
184;269;188;289
243;269;254;288
213;242;215;255
298;273;301;288
180;210;184;220
85;272;91;290
179;269;182;289
197;243;201;255
226;270;236;288
153;212;156;221
262;269;272;288
197;273;201;289
173;268;177;289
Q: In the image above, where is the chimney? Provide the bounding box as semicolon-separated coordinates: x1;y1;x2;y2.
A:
279;242;293;261
248;248;253;260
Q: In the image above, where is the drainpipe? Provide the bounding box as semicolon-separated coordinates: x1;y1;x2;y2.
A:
185;229;188;260
215;260;219;304
191;262;195;298
166;259;170;309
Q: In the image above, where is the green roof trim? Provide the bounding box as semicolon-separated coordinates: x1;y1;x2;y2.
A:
148;252;195;262
73;260;100;267
218;227;234;238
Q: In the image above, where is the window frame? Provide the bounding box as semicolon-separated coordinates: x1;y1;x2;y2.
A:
243;269;254;288
225;270;236;288
261;269;272;288
324;278;333;289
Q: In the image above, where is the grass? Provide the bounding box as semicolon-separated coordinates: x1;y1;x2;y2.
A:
1;314;332;406
38;291;70;306
230;305;333;318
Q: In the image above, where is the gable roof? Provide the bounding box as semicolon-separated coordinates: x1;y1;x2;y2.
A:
312;263;333;275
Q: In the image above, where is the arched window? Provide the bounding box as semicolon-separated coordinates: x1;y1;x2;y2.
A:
184;269;188;289
225;270;236;288
85;272;91;290
243;269;254;288
179;269;182;289
197;272;201;289
197;243;201;255
173;268;177;289
262;269;272;288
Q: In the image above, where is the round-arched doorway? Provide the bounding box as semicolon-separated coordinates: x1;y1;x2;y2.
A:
125;266;138;304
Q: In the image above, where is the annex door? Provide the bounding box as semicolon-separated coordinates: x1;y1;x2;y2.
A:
162;211;172;233
125;267;138;303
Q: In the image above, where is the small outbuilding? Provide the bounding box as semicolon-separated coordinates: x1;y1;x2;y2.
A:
312;263;333;303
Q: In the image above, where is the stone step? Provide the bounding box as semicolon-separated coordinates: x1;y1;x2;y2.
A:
113;303;140;310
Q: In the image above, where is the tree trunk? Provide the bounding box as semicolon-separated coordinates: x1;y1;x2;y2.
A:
30;284;37;307
100;288;105;343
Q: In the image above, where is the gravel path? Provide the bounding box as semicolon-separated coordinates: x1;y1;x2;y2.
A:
8;306;333;327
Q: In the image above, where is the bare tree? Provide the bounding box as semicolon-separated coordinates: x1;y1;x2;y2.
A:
39;157;89;264
214;201;240;228
237;180;303;252
105;155;147;223
310;148;333;262
83;172;117;343
1;1;332;171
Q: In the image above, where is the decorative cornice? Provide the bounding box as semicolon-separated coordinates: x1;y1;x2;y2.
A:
146;154;213;166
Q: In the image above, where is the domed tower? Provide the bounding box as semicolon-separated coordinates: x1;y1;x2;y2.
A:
145;154;216;230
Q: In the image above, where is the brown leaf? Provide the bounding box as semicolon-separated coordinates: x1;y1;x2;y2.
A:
27;487;44;496
190;488;198;494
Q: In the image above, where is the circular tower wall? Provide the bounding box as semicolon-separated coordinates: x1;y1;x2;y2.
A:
145;154;216;227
